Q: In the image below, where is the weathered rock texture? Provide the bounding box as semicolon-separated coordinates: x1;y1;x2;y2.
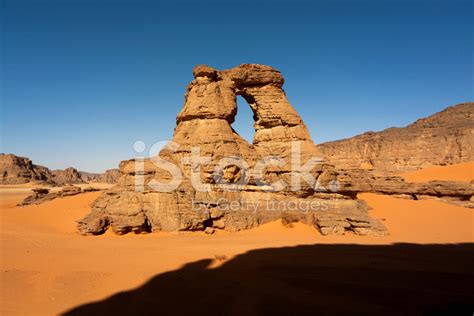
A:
51;167;85;185
319;103;474;173
0;154;54;184
18;186;83;206
335;169;474;208
77;64;388;236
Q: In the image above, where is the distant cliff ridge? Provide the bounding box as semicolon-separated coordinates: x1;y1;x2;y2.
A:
319;102;474;173
0;153;120;185
79;169;121;184
0;154;55;184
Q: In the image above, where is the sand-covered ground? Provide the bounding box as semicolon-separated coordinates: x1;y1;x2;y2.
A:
1;164;473;315
400;161;474;182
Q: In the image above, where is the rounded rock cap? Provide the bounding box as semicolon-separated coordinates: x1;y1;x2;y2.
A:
192;65;218;79
227;64;284;87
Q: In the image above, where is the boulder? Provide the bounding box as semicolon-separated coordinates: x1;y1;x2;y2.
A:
61;185;82;196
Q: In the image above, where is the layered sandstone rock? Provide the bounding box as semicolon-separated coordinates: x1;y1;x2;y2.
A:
18;186;83;206
335;169;474;208
319;103;474;173
77;64;388;236
51;167;85;185
0;153;54;184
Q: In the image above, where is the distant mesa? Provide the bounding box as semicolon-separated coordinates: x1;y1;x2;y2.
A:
0;153;120;186
319;102;474;173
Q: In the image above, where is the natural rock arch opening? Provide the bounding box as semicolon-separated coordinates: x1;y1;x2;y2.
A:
231;95;257;144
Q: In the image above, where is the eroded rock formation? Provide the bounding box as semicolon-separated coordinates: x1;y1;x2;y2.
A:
51;167;85;185
319;102;474;173
97;169;121;184
335;169;474;208
77;64;388;236
18;186;83;206
80;169;120;184
0;153;120;185
0;154;54;184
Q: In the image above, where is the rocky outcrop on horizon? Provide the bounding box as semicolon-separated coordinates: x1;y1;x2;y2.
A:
77;64;388;237
51;167;85;185
78;171;101;182
97;169;121;184
319;102;474;173
79;169;120;184
0;153;55;184
0;153;120;185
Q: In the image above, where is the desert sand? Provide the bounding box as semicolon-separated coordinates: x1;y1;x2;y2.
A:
400;161;474;182
0;163;473;315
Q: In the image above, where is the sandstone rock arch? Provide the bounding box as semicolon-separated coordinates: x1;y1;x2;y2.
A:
77;64;387;236
179;64;322;156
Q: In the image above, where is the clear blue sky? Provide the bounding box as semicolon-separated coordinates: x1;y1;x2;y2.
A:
1;0;472;172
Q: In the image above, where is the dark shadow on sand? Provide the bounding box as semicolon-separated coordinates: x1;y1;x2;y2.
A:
62;243;473;315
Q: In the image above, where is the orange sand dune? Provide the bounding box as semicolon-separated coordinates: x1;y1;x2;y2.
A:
0;164;473;315
400;161;474;182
